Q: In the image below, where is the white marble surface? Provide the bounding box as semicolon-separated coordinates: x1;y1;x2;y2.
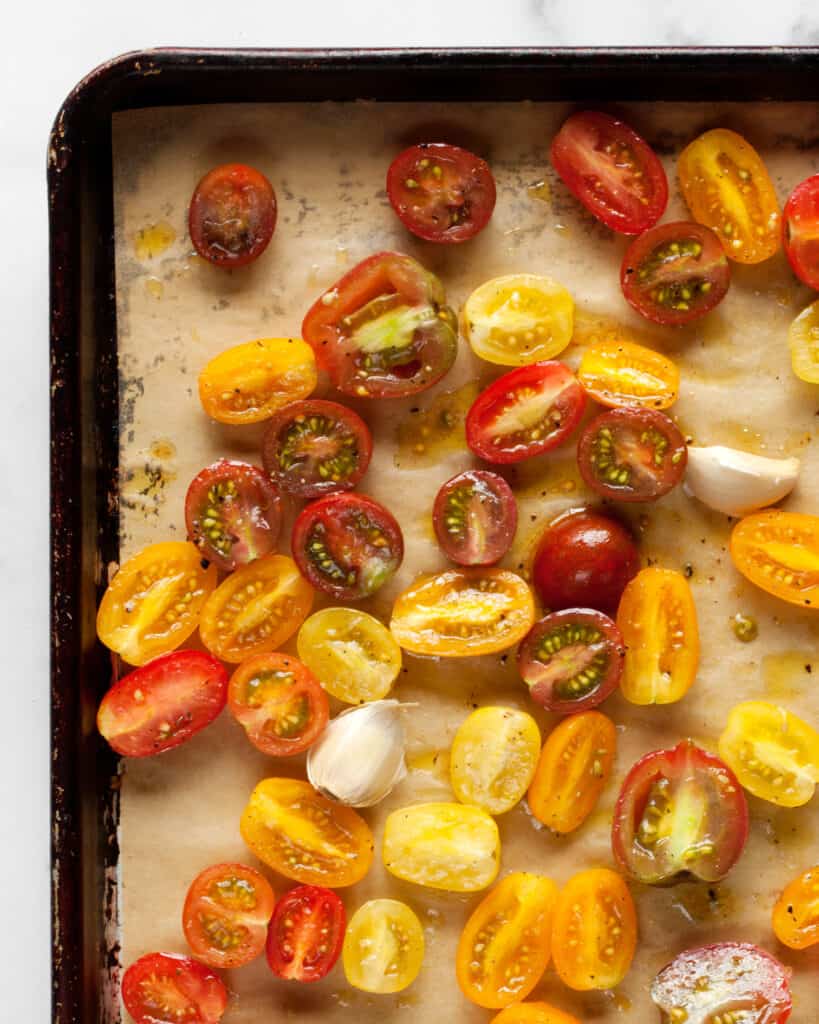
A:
4;0;819;1016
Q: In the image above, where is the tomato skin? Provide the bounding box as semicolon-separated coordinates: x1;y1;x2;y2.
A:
731;510;819;609
433;470;517;567
97;651;228;757
577;337;680;411
386;142;496;243
612;740;749;885
551;111;668;234
342;899;425;994
466;361;587;464
266;885;345;982
784;175;819;289
122;952;228;1024
532;509;639;615
490;1004;581;1024
773;865;819;949
227;653;328;757
517;609;624;713
189;163;276;267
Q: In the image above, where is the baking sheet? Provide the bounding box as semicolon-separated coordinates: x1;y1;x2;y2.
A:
112;99;819;1022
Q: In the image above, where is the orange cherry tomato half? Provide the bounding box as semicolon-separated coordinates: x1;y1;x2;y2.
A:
240;777;374;887
199;554;314;664
577;337;680;411
97;650;228;757
456;872;558;1009
784;174;819;290
731;510;819;609
122;952;228;1024
182;862;276;969
266;885;346;982
551;868;637;991
773;865;819;949
527;711;617;834
490;1004;581;1024
189;162;276;268
228;653;328;757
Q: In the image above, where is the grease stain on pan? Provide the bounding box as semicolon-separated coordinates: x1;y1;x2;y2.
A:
394;381;479;468
121;439;177;515
133;221;176;261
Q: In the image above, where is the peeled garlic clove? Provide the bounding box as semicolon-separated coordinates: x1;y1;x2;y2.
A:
307;699;407;808
684;445;800;517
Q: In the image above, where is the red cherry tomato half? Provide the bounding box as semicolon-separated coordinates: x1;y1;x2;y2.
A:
228;652;329;757
386;142;497;244
650;943;792;1024
189;163;276;268
96;651;228;757
261;399;372;499
532;509;639;615
577;406;687;503
612;740;749;886
122;952;228;1024
620;221;731;326
550;111;668;235
433;470;518;566
292;492;404;600
517;609;624;713
266;885;346;983
466;361;587;464
185;460;283;572
784;174;819;290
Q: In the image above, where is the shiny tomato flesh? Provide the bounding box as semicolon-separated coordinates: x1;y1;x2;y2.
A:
433;469;517;566
731;509;819;610
266;885;346;982
342;898;425;994
773;865;819;949
577;337;680;410
122;952;228;1024
784;174;819;289
490;1004;582;1024
189;163;276;267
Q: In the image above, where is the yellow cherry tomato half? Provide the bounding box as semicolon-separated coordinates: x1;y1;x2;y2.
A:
389;568;535;658
616;567;699;705
198;337;317;425
199;554;313;663
490;1004;581;1024
462;274;574;366
456;872;558;1009
382;802;500;892
297;607;402;704
527;711;616;834
718;700;819;807
678;128;781;265
96;541;217;666
240;777;373;887
342;898;425;994
773;865;819;949
577;337;679;410
789;300;819;384
450;706;541;815
731;510;819;609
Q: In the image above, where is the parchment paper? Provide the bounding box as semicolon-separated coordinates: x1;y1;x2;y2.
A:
112;100;819;1023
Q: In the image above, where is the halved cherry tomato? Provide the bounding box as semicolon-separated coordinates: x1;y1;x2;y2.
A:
517;609;624;713
97;650;228;757
551;868;636;991
96;541;217;666
616;568;699;705
198;337;317;425
462;274;574;366
621;221;730;326
718;701;819;807
292;493;403;600
731;510;819;609
678;128;781;264
784;174;819;289
612;740;748;885
227;653;328;756
532;509;639;614
240;777;374;887
773;865;819;949
490;1004;581;1024
342;899;425;994
122;952;228;1024
466;361;586;464
650;943;792;1024
189;163;276;268
297;607;402;704
182;862;275;969
550;110;668;235
266;885;345;982
302;251;458;398
185;460;283;571
450;707;541;815
577;337;680;411
261;399;372;498
456;872;558;1009
199;554;313;664
577;406;687;502
386;142;496;243
389;568;535;657
789;300;819;383
527;711;616;834
433;470;518;567
382;802;500;892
